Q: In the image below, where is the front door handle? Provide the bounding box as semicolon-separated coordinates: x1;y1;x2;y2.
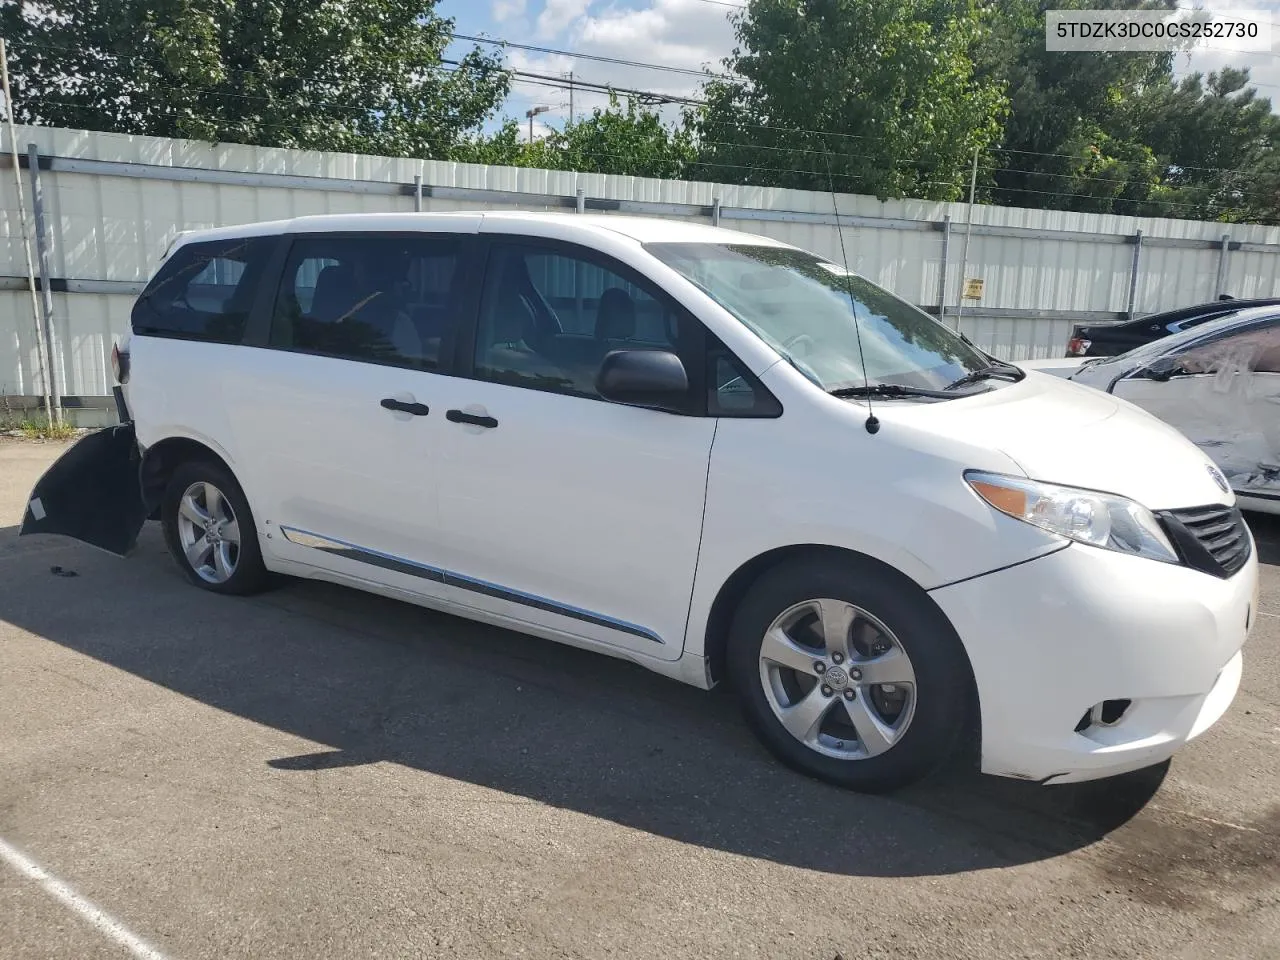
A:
381;398;430;416
446;409;498;429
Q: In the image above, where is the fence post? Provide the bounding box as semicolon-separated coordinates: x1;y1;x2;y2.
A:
1;39;52;424
412;174;422;212
938;214;951;314
712;197;721;227
1215;233;1231;298
575;186;585;214
26;143;61;424
1126;229;1144;319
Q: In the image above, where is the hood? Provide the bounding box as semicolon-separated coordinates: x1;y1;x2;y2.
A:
889;371;1230;511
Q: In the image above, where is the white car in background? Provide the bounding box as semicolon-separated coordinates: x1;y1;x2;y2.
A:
1022;306;1280;515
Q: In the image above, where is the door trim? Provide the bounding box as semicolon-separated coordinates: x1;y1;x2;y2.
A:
279;525;664;644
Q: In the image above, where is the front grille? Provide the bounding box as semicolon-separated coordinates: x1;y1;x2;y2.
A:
1160;504;1252;578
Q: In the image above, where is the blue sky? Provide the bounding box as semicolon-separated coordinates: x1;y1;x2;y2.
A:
439;0;1280;140
440;0;738;136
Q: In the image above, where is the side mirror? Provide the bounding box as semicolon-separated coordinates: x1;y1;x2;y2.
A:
1137;356;1183;382
596;349;689;412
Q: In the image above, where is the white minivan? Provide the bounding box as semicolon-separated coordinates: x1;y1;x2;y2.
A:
23;212;1258;792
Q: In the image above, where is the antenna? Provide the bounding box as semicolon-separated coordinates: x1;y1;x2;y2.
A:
821;150;879;435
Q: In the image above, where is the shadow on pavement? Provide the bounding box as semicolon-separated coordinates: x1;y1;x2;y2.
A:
1;522;1170;879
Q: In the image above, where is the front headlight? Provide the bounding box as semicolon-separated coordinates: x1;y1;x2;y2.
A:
965;471;1179;564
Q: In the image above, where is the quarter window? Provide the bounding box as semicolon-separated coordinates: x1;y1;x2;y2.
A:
473;245;684;399
707;337;782;417
131;237;275;343
270;235;463;370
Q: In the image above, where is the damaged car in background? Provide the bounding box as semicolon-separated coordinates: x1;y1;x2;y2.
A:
1024;305;1280;515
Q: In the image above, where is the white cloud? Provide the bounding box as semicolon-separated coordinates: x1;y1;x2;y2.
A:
537;0;594;39
492;0;527;21
574;0;735;93
489;0;737;131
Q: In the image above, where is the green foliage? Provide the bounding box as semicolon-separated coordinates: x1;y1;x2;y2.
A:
452;96;696;179
554;96;696;179
975;0;1279;221
694;0;1009;200
0;0;509;157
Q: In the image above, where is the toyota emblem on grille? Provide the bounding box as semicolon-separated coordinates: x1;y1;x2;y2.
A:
1207;464;1229;494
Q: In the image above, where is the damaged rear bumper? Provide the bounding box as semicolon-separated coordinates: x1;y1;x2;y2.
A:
20;421;148;557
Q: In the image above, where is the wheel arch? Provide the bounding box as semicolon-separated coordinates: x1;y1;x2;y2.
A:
140;435;238;520
701;544;978;707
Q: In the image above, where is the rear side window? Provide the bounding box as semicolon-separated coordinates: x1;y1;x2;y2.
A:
269;234;463;370
132;237;274;343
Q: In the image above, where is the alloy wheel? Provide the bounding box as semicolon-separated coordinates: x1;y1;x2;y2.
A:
758;598;917;760
175;481;241;584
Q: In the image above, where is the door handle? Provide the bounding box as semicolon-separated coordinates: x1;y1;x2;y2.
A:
381;398;430;416
446;409;498;429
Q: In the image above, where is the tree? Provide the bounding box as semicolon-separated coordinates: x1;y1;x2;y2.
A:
975;0;1176;213
1120;68;1280;220
0;0;509;158
693;0;1008;200
553;96;696;179
974;0;1280;223
452;96;695;179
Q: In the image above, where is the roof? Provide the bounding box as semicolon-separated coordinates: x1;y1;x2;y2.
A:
170;211;785;249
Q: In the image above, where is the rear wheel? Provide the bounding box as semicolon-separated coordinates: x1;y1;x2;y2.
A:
727;557;972;792
161;460;269;595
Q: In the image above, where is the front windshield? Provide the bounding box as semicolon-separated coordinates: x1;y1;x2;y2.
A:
646;242;990;392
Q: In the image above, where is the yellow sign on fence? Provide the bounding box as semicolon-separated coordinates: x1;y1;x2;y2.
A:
963;277;985;301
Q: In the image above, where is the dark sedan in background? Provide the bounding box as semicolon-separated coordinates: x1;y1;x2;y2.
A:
1066;296;1280;357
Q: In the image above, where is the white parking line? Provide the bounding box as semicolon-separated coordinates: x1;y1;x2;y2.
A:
0;836;170;960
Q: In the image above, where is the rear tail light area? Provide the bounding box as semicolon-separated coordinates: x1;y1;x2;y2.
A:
111;342;130;384
1066;336;1091;357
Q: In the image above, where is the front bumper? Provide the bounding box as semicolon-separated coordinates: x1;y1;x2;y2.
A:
930;540;1257;784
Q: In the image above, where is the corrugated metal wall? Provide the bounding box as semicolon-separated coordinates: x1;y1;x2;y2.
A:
3;123;1280;404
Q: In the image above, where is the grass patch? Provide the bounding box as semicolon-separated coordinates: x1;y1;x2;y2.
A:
4;417;79;441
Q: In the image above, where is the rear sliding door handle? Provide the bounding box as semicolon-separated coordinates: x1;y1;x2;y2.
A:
446;409;498;429
380;398;430;416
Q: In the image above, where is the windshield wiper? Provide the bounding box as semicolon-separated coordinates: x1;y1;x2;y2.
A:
943;362;1026;391
829;383;957;400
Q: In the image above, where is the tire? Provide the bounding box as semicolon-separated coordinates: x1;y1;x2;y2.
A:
726;556;972;792
161;459;270;596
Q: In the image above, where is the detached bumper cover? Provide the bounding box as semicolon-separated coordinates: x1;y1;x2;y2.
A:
20;422;147;557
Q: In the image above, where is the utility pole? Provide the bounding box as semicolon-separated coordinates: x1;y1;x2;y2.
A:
953;145;980;331
0;38;53;426
568;70;574;125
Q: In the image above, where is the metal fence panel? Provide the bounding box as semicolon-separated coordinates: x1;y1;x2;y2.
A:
3;123;1280;401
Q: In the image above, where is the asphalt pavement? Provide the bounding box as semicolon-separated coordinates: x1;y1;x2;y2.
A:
2;438;1279;960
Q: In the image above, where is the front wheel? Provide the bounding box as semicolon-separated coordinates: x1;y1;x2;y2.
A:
727;558;972;792
161;460;270;595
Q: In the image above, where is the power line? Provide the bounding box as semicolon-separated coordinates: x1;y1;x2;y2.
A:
450;33;729;80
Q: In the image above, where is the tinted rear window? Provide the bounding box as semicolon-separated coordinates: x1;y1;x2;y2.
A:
131;236;275;343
